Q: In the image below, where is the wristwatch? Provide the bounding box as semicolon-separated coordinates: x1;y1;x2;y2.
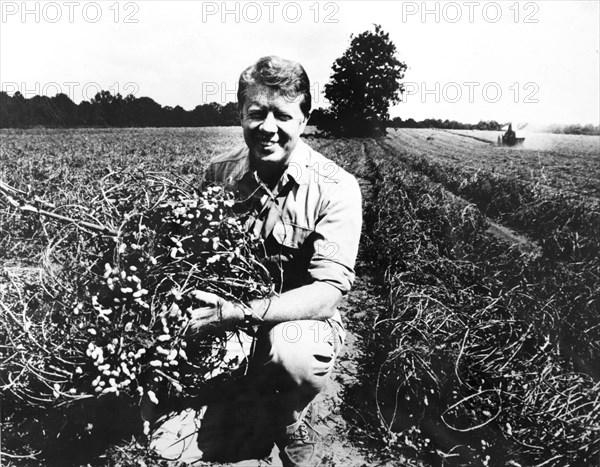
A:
242;306;254;328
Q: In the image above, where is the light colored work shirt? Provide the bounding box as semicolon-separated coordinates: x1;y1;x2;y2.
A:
202;139;362;324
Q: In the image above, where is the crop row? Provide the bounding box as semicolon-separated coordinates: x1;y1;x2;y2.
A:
371;138;600;371
376;137;600;261
344;138;599;466
386;129;600;199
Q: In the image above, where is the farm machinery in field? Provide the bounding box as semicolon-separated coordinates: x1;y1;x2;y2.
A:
497;123;525;146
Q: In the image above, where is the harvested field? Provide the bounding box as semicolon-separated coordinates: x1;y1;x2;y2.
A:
385;128;600;199
1;127;598;466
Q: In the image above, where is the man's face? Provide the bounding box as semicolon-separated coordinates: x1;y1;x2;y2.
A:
240;84;308;168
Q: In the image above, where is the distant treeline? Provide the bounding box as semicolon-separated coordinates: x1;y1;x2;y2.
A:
390;117;600;135
391;117;504;131
539;123;600;136
0;91;240;128
305;108;506;132
1;91;598;135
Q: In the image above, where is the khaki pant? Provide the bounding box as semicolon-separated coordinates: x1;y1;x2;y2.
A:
149;319;345;463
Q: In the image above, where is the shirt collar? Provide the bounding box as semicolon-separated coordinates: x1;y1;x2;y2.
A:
284;139;311;186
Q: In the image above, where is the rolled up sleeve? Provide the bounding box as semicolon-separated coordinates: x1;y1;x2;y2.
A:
308;175;362;294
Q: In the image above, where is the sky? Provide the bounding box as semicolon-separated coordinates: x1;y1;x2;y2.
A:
1;0;599;126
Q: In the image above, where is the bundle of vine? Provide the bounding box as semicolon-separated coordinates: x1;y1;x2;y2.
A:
0;171;274;412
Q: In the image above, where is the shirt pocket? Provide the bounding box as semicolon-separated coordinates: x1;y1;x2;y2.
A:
271;221;313;250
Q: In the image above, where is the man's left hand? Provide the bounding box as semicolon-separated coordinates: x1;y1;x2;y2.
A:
186;290;243;334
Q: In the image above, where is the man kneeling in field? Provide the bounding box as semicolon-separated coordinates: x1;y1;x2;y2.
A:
150;56;362;466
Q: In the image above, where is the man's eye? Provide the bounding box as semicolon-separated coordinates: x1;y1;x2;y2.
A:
276;114;292;121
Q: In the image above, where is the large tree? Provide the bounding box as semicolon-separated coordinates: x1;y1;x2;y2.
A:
323;25;407;137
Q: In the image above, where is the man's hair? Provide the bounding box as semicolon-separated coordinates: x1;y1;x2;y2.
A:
237;56;311;118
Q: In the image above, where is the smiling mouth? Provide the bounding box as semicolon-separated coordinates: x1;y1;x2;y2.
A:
257;137;279;150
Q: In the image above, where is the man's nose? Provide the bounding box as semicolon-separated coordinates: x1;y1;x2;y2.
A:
259;111;278;133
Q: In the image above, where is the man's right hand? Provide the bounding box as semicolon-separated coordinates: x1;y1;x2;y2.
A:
186;290;244;334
